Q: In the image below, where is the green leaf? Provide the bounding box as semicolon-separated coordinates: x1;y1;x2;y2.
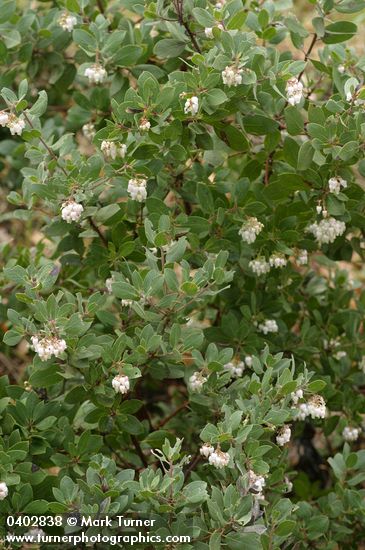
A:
242;115;279;135
323;21;357;44
28;90;48;117
154;39;186;58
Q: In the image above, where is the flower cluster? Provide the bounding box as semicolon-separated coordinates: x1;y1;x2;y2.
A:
296;395;326;420
291;389;303;404
286;77;303;105
139;118;151;131
0;112;26;136
189;372;207;392
127;178;147;202
61;200;84;223
276;425;291;446
84;64;107;84
223;358;245;377
101;140;127;160
58;12;77;32
247;470;266;495
307;217;346;245
112;374;130;395
238;217;264;243
184;96;199;116
82;122;96;140
201;445;230;469
0;482;8;500
222;65;243;87
328;176;347;195
249;257;270;276
257;319;278;334
296;249;308;266
31;335;67;361
342;426;360;442
269;254;287;269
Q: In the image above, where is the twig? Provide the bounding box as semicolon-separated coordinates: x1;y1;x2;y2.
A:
184;453;201;481
298;33;318;82
157;401;189;428
23;113;68;177
174;0;201;54
88;217;108;247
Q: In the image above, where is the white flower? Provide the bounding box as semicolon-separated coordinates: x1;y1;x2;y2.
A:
31;335;67;361
342;426;360;442
184;96;199;116
7;115;26;136
0;482;8;500
205;27;214;38
58;12;77;32
291;389;303;404
82;122;96;140
24;528;45;542
307;217;346;245
189;372;207;392
338;65;345;74
285;476;293;492
215;0;225;8
223;359;245;378
328;176;347;195
0;110;9;126
112;374;130;394
296;249;308;266
127;178;147;202
139;118;151;131
101;140;127;160
61;200;84;223
208;449;230;469
200;443;214;458
257;319;278;334
316;204;323;215
84;64;107;84
106;277;113;293
249;258;270;276
269;254;287;268
222;65;243;87
297;395;326;420
247;470;266;494
346;91;354;102
121;299;133;307
239;217;264;243
286;77;303;106
245;355;253;367
276;425;291;446
334;350;347;360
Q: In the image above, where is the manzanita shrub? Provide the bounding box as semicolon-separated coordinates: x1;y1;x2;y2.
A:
1;0;365;547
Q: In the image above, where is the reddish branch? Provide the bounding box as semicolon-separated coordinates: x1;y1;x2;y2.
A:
173;0;201;53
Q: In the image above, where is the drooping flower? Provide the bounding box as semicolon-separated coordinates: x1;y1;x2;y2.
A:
222;65;243;87
58;12;77;32
184;96;199;116
328;176;347;195
112;374;130;394
31;335;67;361
127;178;147;202
0;482;8;500
342;426;360;442
208;448;230;469
101;140;127;160
61;200;84;223
189;372;207;392
286;77;303;105
307;217;346;245
239;217;264;244
276;425;291;446
84;64;107;84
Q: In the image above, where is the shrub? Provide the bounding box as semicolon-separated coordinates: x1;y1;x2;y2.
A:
1;0;365;547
